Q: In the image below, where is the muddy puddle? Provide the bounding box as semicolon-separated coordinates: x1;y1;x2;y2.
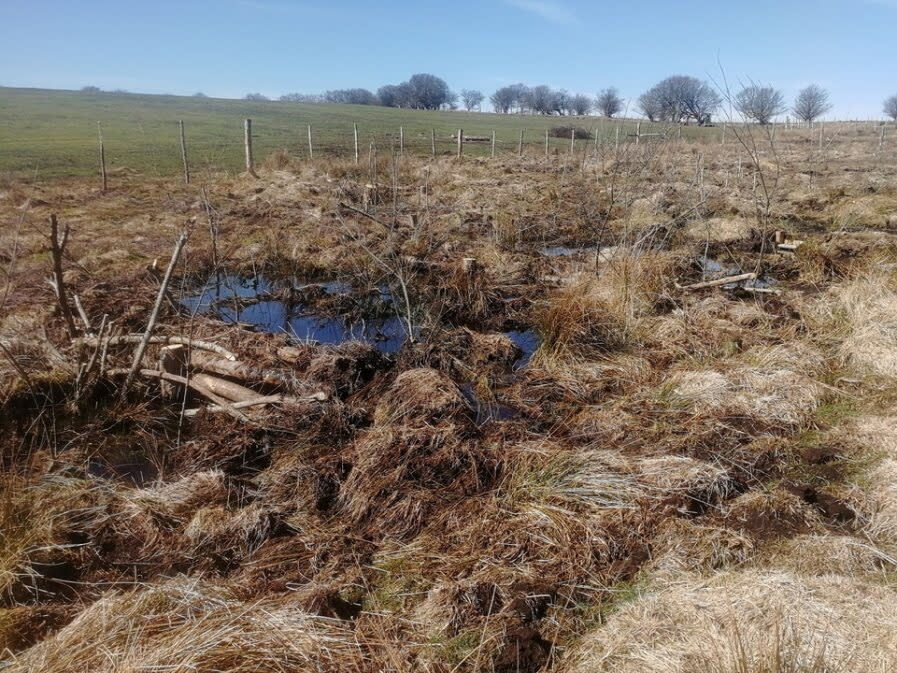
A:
183;274;542;366
182;274;412;353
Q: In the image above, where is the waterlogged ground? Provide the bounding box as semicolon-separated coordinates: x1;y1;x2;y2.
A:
2;127;897;671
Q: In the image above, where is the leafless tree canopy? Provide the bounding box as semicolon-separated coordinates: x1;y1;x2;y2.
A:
323;89;378;105
460;89;484;111
244;93;269;101
490;83;526;113
734;85;786;124
884;95;897;121
571;94;592;116
793;84;832;123
595;87;623;117
638;75;721;124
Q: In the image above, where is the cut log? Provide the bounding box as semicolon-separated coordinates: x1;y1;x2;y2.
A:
677;272;757;291
188;351;292;387
159;344;187;399
190;372;260;403
183;391;327;417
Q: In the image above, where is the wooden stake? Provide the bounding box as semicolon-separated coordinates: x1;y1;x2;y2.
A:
178;119;190;185
307;123;313;160
353;123;359;164
518;128;524;156
544;129;549;158
570;127;575;154
243;118;256;177
636;121;641;146
49;214;77;339
97;121;107;191
457;129;463;157
491;129;496;158
399;126;404;155
431;128;436;157
120;231;189;399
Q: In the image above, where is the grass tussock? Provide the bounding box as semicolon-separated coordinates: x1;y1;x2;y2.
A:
7;578;363;673
562;570;897;673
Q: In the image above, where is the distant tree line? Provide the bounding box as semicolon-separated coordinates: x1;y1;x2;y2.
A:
78;73;892;123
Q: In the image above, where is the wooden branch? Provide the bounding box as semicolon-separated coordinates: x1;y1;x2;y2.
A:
77;335;237;361
106;367;253;423
182;391;326;417
188;350;291;387
190;372;260;403
120;231;188;399
49;214;77;340
676;272;757;291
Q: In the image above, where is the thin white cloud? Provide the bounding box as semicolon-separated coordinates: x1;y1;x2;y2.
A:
504;0;575;25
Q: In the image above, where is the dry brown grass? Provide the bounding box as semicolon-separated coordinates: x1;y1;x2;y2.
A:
562;570;897;673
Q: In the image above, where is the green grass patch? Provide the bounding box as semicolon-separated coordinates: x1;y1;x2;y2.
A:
0;87;716;179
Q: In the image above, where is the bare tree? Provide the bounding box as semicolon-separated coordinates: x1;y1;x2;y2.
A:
244;93;270;101
638;75;721;124
734;85;786;124
595;87;623;118
793;84;832;124
884;95;897;122
571;93;592;116
460;89;484;111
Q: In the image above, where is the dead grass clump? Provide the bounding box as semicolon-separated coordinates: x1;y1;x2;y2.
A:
648;518;754;573
0;309;73;404
372;367;473;426
340;424;484;538
0;475;112;604
720;489;822;540
262;148;299;171
663;345;823;429
400;328;521;383
0;603;76;654
633;455;735;515
562;570;897;673
535;281;630;360
759;534;897;576
798;231;897;281
183;504;275;565
8;577;363;673
303;342;387;399
829;272;897;378
682;216;755;243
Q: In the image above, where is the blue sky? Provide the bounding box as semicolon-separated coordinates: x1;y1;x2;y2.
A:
1;0;894;118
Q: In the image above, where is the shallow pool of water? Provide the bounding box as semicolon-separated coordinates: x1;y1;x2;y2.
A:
182;274;412;353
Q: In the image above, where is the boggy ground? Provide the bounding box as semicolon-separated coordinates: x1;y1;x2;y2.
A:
2;125;897;671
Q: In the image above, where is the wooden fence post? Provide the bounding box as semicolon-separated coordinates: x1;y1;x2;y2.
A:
431;129;436;157
544;129;549;158
97;121;107;191
570;127;575;154
354;123;359;164
399;126;404;155
518;129;524;156
491;130;496;158
307;124;313;160
178;120;190;185
636;121;641;146
457;129;463;157
243;118;256;177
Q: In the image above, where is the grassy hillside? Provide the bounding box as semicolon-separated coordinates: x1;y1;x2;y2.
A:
0;87;711;179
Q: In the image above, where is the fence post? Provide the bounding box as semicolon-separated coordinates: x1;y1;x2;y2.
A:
399;126;404;155
615;125;620;150
97;121;107;191
307;124;313;160
178;120;190;185
570;127;575;155
431;129;436;157
636;121;641;146
544;129;549;158
354;123;359;164
243;118;256;177
518;129;524;156
491;129;496;158
457;129;463;157
594;127;599;152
